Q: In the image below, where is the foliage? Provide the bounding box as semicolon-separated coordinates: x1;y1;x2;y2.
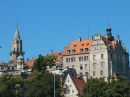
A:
0;73;24;97
81;76;130;97
32;54;56;72
82;77;107;97
25;70;65;97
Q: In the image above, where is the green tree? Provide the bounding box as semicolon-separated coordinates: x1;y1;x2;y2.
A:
32;54;56;72
25;70;65;97
82;77;107;97
0;73;24;97
81;76;130;97
105;76;130;97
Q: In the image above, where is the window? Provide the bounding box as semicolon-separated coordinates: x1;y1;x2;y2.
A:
100;70;103;76
72;49;75;53
80;64;83;70
95;47;96;50
74;45;76;47
72;90;74;93
101;62;105;68
101;54;104;59
84;56;88;61
68;90;70;94
120;56;122;61
82;44;84;46
117;64;119;68
85;48;88;52
1;67;4;70
8;67;10;70
93;63;96;69
71;57;75;62
67;49;70;54
20;62;22;65
66;58;70;62
85;64;88;69
117;55;119;60
14;48;15;52
72;65;75;69
93;71;96;76
79;56;83;61
93;55;96;60
80;48;83;52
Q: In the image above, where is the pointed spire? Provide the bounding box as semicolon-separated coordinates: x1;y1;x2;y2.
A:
14;22;20;39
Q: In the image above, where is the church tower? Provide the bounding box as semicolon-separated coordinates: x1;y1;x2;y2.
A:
10;23;25;61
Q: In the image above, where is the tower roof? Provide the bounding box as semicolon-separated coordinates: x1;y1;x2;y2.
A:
17;55;24;59
14;23;20;40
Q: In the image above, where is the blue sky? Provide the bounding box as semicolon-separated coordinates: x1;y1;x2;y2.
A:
0;0;130;62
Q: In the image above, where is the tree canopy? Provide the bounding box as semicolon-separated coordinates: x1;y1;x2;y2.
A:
32;54;56;72
81;76;130;97
0;73;24;97
25;70;64;97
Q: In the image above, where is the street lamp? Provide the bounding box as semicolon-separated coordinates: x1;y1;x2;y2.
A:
54;73;56;97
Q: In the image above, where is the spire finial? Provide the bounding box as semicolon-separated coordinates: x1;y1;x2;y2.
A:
17;21;18;29
108;20;109;26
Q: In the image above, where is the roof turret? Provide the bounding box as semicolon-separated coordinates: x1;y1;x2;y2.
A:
17;55;24;59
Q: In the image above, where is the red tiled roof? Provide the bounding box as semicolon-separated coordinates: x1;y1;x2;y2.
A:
51;52;62;62
24;59;36;67
71;76;85;94
62;40;93;56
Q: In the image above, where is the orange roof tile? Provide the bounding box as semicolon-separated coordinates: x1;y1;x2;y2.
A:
52;52;62;62
24;59;36;67
62;40;93;55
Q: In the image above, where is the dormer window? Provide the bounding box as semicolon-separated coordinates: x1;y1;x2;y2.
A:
85;48;88;52
72;49;75;53
80;48;83;52
67;49;70;54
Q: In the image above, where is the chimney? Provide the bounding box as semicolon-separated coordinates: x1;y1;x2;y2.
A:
90;36;93;40
83;74;88;82
79;37;81;42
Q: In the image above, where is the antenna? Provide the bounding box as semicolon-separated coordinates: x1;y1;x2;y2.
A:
88;21;89;39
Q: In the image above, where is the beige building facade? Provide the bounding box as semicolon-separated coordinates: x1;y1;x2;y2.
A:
53;25;129;81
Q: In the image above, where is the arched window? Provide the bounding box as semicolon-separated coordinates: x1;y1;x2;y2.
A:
93;63;96;69
101;62;105;68
100;70;103;76
85;64;88;69
80;64;83;70
93;71;96;76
